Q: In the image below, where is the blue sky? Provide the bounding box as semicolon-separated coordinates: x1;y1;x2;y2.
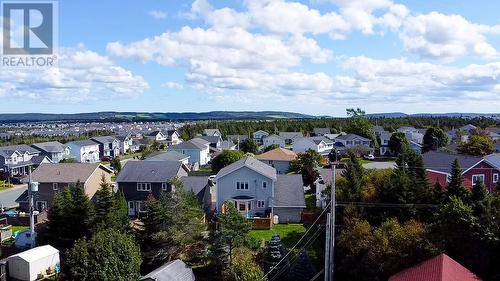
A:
2;0;500;116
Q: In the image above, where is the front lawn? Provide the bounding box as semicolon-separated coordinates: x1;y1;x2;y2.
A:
249;224;306;248
11;226;28;233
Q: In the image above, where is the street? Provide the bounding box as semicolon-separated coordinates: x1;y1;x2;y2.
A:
0;184;27;209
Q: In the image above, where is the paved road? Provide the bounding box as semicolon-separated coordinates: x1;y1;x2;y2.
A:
362;162;396;169
0;184;27;209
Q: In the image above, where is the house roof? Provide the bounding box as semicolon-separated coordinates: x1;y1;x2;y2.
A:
217;156;277;181
31;141;66;153
389;254;481;281
274;174;306;207
197;135;222;144
0;144;40;157
116;161;184;182
227;135;248;142
31;163;109;183
179;176;209;203
313;128;331;135
10;245;59;263
484;154;500;169
91;136;118;144
115;135;130;142
422;151;483;174
279;132;303;139
67;140;99;147
146;130;164;137
203;129;221;136
146;151;190;162
335;134;370;142
256;148;297;161
169;138;209;150
311;136;334;145
142;259;195;281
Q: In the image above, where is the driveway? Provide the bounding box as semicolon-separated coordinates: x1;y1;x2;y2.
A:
362;162;396;169
0;184;27;209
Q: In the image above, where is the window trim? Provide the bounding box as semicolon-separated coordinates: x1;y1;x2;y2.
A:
52;183;58;191
36;201;47;211
472;174;485;185
257;200;265;208
137;183;151;192
161;182;168;191
235;181;249;190
493;173;499;183
262;181;267;189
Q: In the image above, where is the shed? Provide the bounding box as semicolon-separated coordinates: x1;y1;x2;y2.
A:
8;245;60;281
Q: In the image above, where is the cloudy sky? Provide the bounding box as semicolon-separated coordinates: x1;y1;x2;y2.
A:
2;0;500;116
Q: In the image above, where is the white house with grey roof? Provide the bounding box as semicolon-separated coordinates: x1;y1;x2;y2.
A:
292;137;334;155
262;134;286;149
66;140;100;163
168;137;210;169
215;156;306;223
146;151;190;166
31;141;71;163
91;136;120;158
0;145;51;179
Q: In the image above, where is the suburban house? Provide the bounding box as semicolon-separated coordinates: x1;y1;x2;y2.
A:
179;176;212;214
116;161;189;217
253;130;269;145
198;135;223;150
116;135;135;154
67;140;100;163
17;163;113;211
0;132;11;140
91;136;121;158
313;128;331;136
146;130;167;142
203;129;222;137
292;137;333;155
485;127;500;142
168;138;211;170
166;129;182;145
334;134;372;149
0;145;51;179
227;135;248;144
255;147;297;174
378;132;393;155
146;151;190;166
279;132;304;145
423;151;500;191
31;141;71;163
215;156;306;223
389;254;481;281
262;134;286;149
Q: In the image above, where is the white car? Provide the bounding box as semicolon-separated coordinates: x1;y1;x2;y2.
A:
364;154;375;160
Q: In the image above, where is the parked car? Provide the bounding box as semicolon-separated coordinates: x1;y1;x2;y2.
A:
364;154;375;160
100;156;113;162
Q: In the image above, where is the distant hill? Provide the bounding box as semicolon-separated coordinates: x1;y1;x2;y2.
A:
0;111;315;122
367;112;500;118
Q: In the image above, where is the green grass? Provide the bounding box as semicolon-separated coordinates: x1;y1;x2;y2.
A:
249;224;306;248
11;226;28;233
121;152;142;160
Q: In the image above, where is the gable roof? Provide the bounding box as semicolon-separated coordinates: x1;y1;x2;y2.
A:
313;128;331;135
279;132;303;139
142;259;195;281
67;140;99;147
169;138;209;150
116;161;184;182
335;134;370;142
31;163;109;183
179;176;209;203
203;129;221;136
256;148;297;161
31;141;66;153
311;136;334;145
389;254;481;281
484;154;500;169
422;151;483;174
217;156;277;181
10;245;59;263
146;130;165;137
91;136;119;144
146;151;190;162
197;135;222;144
0;144;40;157
274;174;306;207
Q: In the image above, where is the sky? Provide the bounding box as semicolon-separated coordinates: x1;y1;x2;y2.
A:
1;0;500;116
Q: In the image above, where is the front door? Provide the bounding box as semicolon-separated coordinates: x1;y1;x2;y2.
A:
128;201;135;216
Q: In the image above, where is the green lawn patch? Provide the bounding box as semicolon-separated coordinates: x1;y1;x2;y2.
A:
11;226;28;233
249;224;306;248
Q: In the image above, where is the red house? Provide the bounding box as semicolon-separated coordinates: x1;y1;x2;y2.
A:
389;254;481;281
423;152;500;192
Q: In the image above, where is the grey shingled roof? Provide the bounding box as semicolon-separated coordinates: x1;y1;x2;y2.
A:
279;132;303;140
313;128;331;135
31;163;106;183
116;161;183;182
422;151;483;174
67;140;99;147
91;136;118;144
142;259;195;281
197;135;221;144
31;141;66;153
335;134;370;142
180;176;209;204
169;138;209;150
203;129;221;136
274;174;306;207
217;156;277;181
146;151;190;162
0;144;40;157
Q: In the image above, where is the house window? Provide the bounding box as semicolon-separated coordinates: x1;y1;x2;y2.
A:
239;203;246;211
128;201;134;209
52;183;58;191
236;181;249;190
472;174;485;185
494;173;499;183
257;200;265;208
137;183;151;191
137;201;147;213
36;201;47;211
162;183;168;191
247;201;252;211
262;181;267;189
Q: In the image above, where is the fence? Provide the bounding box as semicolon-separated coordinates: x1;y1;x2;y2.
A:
249;217;272;230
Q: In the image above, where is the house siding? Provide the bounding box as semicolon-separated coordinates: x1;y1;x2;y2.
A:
274;207;303;223
118;182;172;202
426;161;500;192
258;160;291;174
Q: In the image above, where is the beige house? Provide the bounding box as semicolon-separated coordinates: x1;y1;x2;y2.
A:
17;163;113;211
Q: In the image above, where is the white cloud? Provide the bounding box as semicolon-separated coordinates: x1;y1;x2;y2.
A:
400;12;500;60
149;10;167;20
163;82;184;90
0;48;149;102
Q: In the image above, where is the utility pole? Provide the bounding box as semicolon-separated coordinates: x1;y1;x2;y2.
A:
325;150;338;281
27;167;37;248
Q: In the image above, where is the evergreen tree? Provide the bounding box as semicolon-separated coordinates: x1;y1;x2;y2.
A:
240;139;259;154
340;152;364;202
263;234;290;281
290;251;316;281
217;202;251;266
93;175;113;229
446;159;470;202
64;229;141;281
